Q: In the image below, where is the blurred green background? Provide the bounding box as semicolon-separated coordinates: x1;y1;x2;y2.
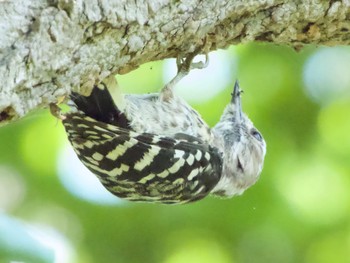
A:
1;43;350;263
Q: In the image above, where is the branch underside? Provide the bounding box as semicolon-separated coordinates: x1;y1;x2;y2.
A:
0;0;349;125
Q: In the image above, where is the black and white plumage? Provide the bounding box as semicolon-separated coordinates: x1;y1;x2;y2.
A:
63;108;222;204
51;53;266;204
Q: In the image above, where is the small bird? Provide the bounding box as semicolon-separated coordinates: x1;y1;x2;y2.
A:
51;49;266;204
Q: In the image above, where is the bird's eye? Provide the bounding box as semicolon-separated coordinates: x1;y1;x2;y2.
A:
251;129;263;141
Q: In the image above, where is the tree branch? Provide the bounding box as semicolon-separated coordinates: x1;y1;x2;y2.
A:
1;0;349;125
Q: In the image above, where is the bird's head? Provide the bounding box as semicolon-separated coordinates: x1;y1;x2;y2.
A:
211;81;266;197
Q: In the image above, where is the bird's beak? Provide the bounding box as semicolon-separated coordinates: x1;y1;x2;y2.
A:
231;80;243;122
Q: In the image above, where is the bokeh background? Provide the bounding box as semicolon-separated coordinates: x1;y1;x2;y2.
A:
1;43;350;263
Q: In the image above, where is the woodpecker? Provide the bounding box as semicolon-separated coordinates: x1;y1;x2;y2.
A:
51;50;266;204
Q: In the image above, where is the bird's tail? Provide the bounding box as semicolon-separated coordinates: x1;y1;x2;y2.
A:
69;75;129;128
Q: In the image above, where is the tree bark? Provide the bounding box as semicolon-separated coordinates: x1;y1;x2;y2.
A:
0;0;349;125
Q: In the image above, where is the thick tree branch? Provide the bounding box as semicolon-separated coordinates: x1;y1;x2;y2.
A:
0;0;349;125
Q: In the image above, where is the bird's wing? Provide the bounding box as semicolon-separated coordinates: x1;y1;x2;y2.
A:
63;113;222;204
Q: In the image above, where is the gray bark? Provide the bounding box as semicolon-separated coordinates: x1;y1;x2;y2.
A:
0;0;350;125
